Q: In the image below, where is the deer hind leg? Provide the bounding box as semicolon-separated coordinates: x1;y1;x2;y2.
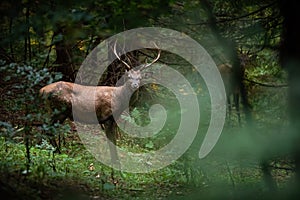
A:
48;111;69;153
104;118;120;167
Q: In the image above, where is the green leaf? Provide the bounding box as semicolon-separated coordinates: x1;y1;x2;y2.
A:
145;141;154;149
103;182;115;190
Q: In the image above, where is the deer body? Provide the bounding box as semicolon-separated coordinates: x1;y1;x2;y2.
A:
40;41;161;165
40;80;136;124
40;77;139;164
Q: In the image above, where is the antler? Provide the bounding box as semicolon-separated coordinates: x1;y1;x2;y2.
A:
140;42;161;70
113;40;132;70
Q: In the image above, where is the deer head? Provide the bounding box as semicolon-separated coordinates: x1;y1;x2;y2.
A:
113;40;161;90
125;70;143;90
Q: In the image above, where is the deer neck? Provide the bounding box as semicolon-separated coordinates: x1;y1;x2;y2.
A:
110;82;136;118
115;82;135;102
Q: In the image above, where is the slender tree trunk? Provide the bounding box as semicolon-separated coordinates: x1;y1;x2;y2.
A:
24;2;31;62
53;28;76;82
260;160;277;191
9;17;14;61
201;0;280;191
201;0;252;123
279;0;300;184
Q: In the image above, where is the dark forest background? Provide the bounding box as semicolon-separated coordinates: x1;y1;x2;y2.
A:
1;0;300;199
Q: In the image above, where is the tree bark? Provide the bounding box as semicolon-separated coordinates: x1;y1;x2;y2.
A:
279;0;300;184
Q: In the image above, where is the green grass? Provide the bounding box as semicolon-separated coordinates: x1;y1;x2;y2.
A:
0;124;297;200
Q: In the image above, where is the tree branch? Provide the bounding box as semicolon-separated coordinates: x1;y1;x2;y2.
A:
188;2;278;26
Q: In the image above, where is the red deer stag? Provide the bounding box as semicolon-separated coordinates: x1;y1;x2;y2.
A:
40;42;161;165
218;63;241;123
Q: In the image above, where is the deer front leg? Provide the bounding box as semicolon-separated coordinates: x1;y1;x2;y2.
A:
104;118;120;167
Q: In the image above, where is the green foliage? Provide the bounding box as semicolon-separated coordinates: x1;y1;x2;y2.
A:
0;61;64;173
0;0;296;199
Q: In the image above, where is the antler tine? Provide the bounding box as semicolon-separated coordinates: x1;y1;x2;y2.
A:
113;40;131;70
140;42;161;70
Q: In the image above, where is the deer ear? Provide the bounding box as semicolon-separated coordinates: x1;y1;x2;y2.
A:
125;70;132;78
143;72;153;79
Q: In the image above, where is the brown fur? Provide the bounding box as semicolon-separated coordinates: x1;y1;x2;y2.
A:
40;77;136;164
40;45;161;165
39;81;133;123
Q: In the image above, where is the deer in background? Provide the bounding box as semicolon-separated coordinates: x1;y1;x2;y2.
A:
218;63;241;123
40;42;161;165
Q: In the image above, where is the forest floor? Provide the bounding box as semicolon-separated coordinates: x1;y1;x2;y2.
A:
0;128;296;200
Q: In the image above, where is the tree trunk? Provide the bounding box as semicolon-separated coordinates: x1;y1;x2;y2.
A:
53;28;76;82
279;0;300;184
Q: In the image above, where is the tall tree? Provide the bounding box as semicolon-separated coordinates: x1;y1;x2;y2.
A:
279;0;300;185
